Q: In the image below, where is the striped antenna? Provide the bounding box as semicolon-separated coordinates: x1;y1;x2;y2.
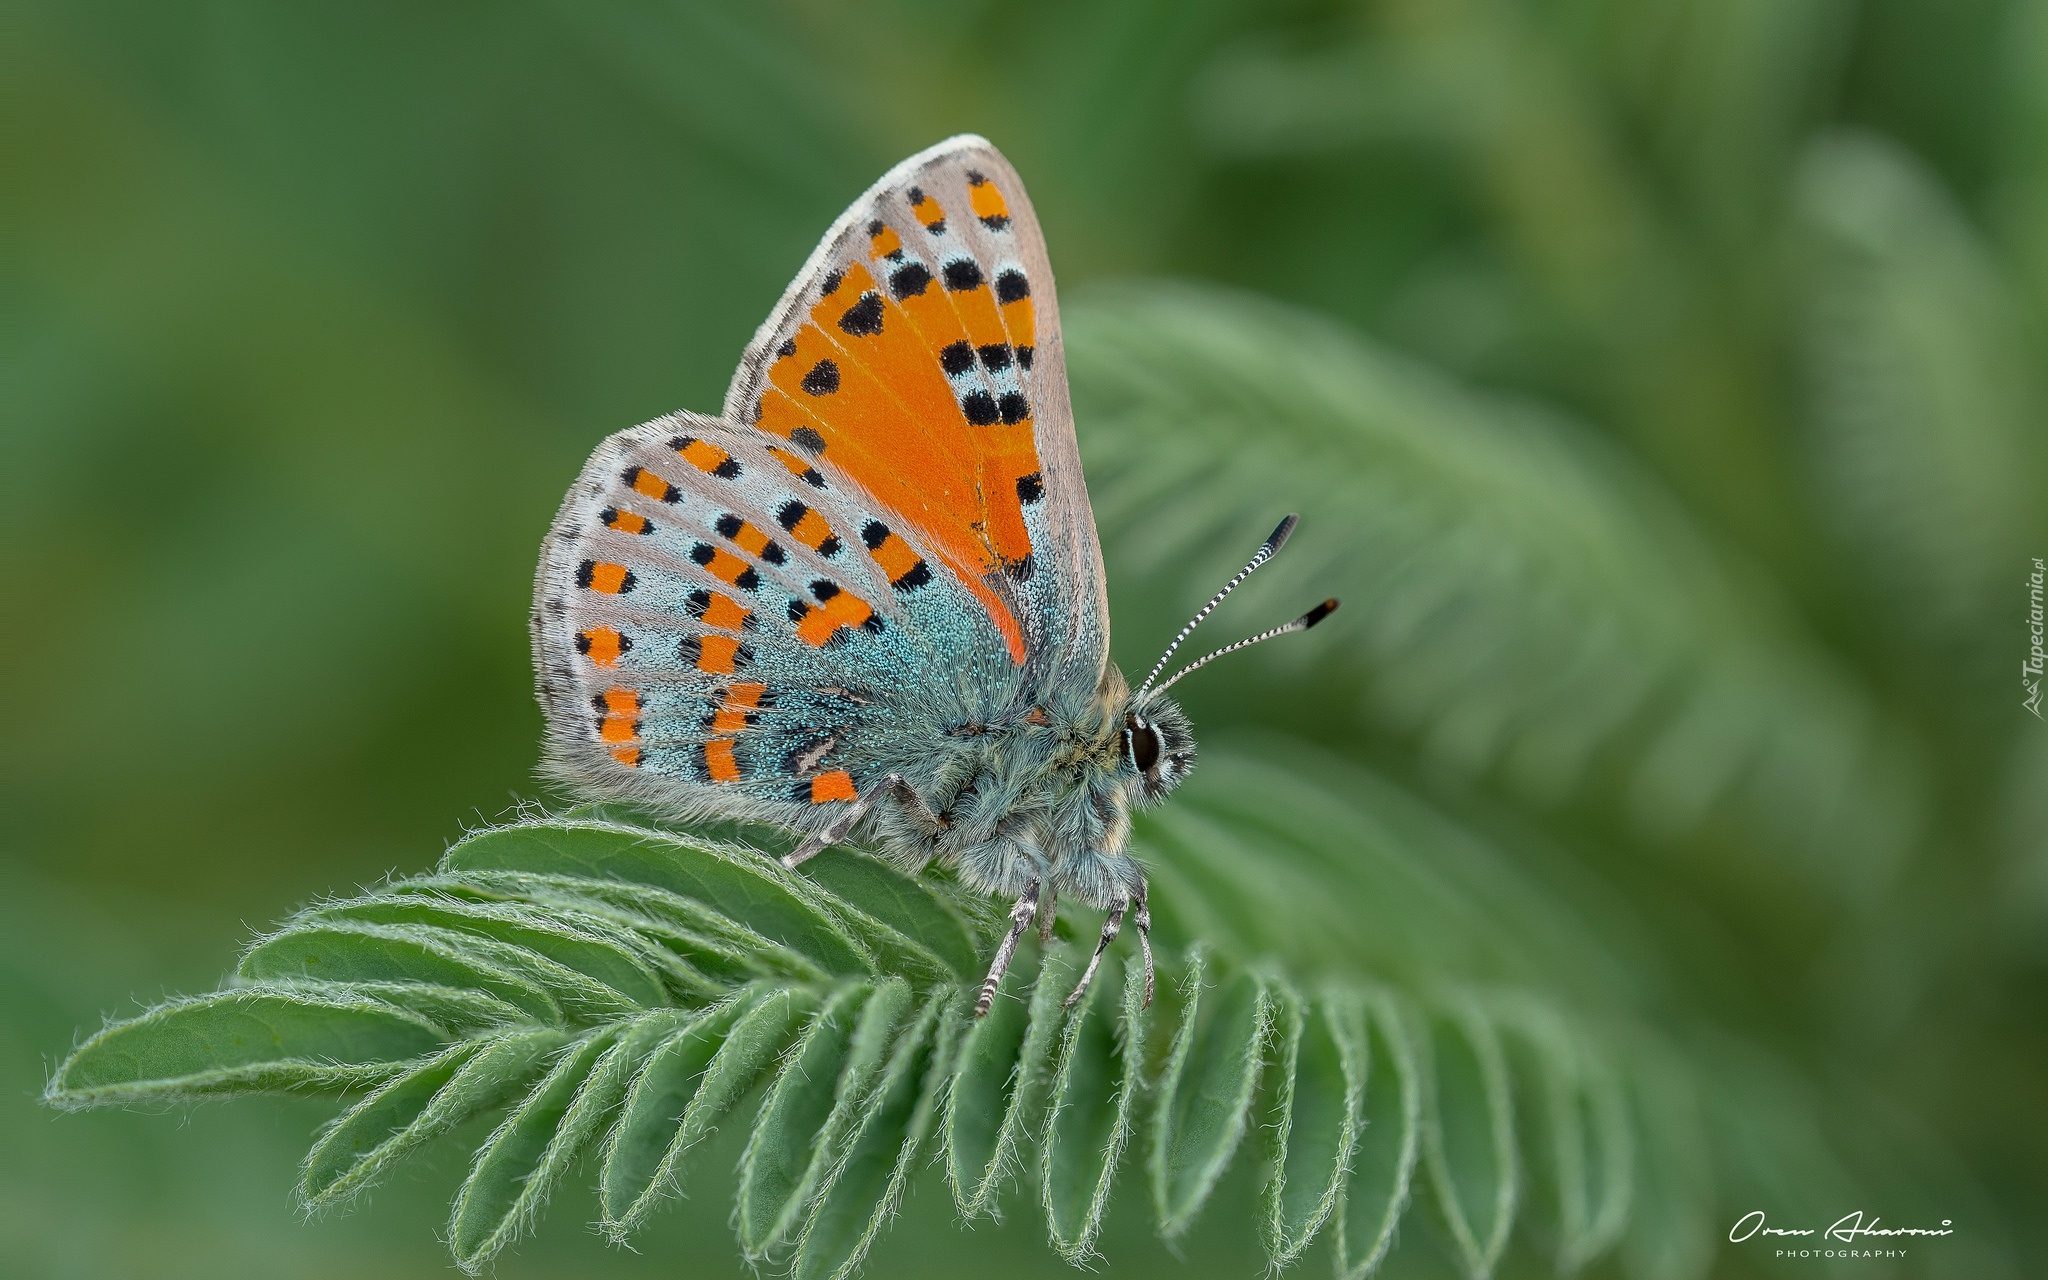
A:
1149;599;1340;696
1138;515;1302;697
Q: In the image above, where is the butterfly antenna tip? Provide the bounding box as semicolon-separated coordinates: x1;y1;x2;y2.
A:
1141;520;1337;696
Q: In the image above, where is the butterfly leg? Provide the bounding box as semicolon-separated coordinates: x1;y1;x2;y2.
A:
1061;897;1128;1009
974;879;1042;1017
782;773;941;869
1134;881;1155;1008
1037;882;1058;944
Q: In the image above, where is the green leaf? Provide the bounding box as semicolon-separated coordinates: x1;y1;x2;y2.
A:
47;987;446;1107
796;847;986;980
302;1026;570;1208
1334;991;1423;1280
600;984;820;1238
1422;999;1519;1280
942;942;1074;1216
792;988;961;1280
443;822;875;975
461;870;828;985
1039;948;1147;1262
46;796;1697;1277
1149;949;1274;1237
448;1025;628;1270
1494;997;1633;1272
329;981;535;1036
1261;981;1365;1267
310;893;680;1008
242;921;565;1024
735;980;910;1258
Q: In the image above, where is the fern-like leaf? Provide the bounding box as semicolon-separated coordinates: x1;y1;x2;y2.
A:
48;747;1711;1279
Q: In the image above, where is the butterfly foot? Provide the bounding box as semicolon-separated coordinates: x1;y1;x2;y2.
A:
1061;896;1129;1009
974;881;1040;1017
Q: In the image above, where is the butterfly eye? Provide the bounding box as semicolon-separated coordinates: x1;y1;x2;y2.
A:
1125;714;1161;774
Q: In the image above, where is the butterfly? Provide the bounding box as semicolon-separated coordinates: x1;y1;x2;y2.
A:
532;136;1336;1016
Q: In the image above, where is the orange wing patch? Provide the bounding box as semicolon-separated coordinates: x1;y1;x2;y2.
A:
776;501;842;557
624;465;681;504
908;187;946;233
690;543;760;591
672;435;741;479
809;771;858;803
578;561;636;595
600;506;652;535
967;171;1011;230
594;688;640;746
687;589;753;632
791;581;876;647
709;682;767;733
749;247;1039;663
576;627;630;667
704;738;740;784
683;633;751;676
766;444;825;489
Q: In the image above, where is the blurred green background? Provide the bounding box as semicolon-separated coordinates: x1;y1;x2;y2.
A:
6;0;2045;1277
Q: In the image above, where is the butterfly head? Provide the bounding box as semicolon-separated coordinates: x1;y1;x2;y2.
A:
1120;693;1196;804
1114;514;1339;807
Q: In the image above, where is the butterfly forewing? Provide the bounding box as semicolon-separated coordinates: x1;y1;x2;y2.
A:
724;136;1108;686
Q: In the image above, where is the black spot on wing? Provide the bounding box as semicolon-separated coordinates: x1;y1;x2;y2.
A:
801;360;840;396
943;260;984;292
995;270;1030;304
837;292;885;337
961;392;999;425
939;340;975;376
889;262;932;299
791;426;827;456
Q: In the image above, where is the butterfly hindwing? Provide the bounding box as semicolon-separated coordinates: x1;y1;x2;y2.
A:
723;135;1109;687
534;413;1016;821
